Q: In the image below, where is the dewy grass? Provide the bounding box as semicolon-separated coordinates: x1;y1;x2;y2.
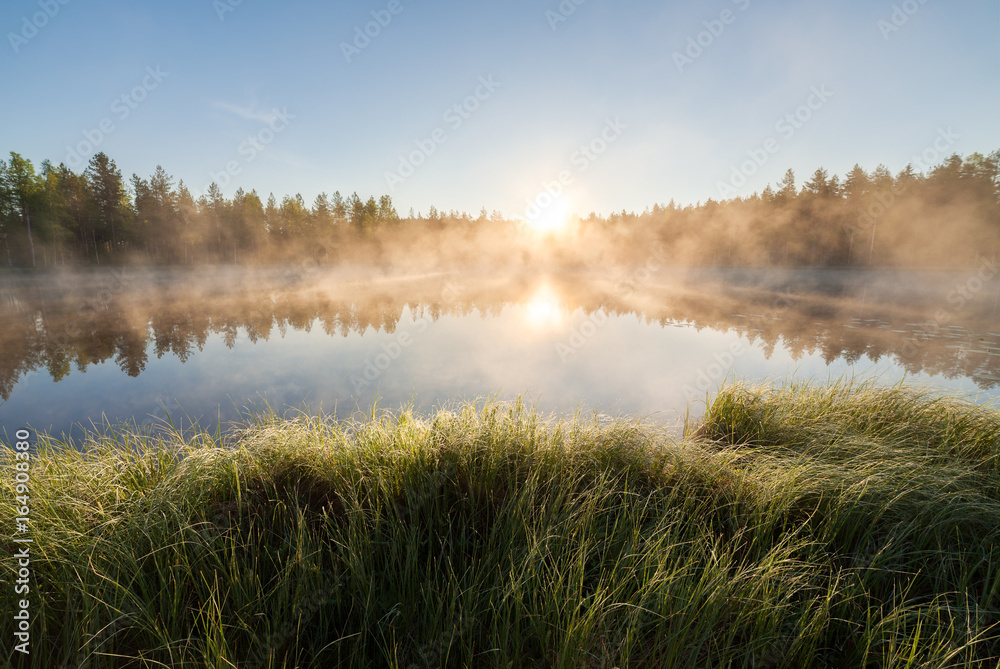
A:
2;383;1000;668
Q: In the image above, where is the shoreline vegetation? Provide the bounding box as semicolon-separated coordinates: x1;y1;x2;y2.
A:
1;148;999;270
3;380;1000;667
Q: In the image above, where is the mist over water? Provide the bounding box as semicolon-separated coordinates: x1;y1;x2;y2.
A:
4;143;999;443
1;264;998;440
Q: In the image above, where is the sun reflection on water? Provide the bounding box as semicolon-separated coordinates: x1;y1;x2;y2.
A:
523;284;563;329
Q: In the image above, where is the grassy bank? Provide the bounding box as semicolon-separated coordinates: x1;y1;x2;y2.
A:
3;382;1000;668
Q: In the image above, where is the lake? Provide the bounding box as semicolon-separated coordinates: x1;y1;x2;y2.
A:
1;264;999;440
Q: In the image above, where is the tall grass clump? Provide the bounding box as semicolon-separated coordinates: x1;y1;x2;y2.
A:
2;384;999;668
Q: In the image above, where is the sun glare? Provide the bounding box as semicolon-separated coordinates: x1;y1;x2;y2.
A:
524;284;563;328
523;198;571;235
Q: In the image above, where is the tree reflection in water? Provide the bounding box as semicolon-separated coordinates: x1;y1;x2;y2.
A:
1;266;998;404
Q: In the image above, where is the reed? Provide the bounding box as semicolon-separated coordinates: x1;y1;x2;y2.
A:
2;381;999;667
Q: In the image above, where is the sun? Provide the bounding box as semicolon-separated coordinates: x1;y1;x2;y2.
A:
523;198;571;235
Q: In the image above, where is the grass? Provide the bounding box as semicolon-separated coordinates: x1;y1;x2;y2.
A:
2;380;1000;668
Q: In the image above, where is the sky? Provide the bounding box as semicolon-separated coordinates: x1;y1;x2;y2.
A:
2;0;998;219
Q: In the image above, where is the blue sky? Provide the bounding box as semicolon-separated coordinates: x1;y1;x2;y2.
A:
2;0;998;218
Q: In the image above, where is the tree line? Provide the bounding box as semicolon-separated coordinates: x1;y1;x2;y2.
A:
0;151;403;266
0;148;997;268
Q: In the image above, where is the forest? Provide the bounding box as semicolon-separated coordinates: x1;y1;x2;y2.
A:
0;148;998;269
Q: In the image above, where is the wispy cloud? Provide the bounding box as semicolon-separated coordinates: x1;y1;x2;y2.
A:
211;98;282;124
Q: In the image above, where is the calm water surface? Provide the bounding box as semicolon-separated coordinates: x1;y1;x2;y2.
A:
1;265;999;440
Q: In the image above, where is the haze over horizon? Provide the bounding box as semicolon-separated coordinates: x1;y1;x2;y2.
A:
3;0;999;219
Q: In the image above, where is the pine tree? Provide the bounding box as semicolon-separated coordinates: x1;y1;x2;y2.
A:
377;195;398;223
85;153;127;254
312;192;333;236
842;164;871;202
4;152;42;265
776;169;796;202
803;167;832;198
